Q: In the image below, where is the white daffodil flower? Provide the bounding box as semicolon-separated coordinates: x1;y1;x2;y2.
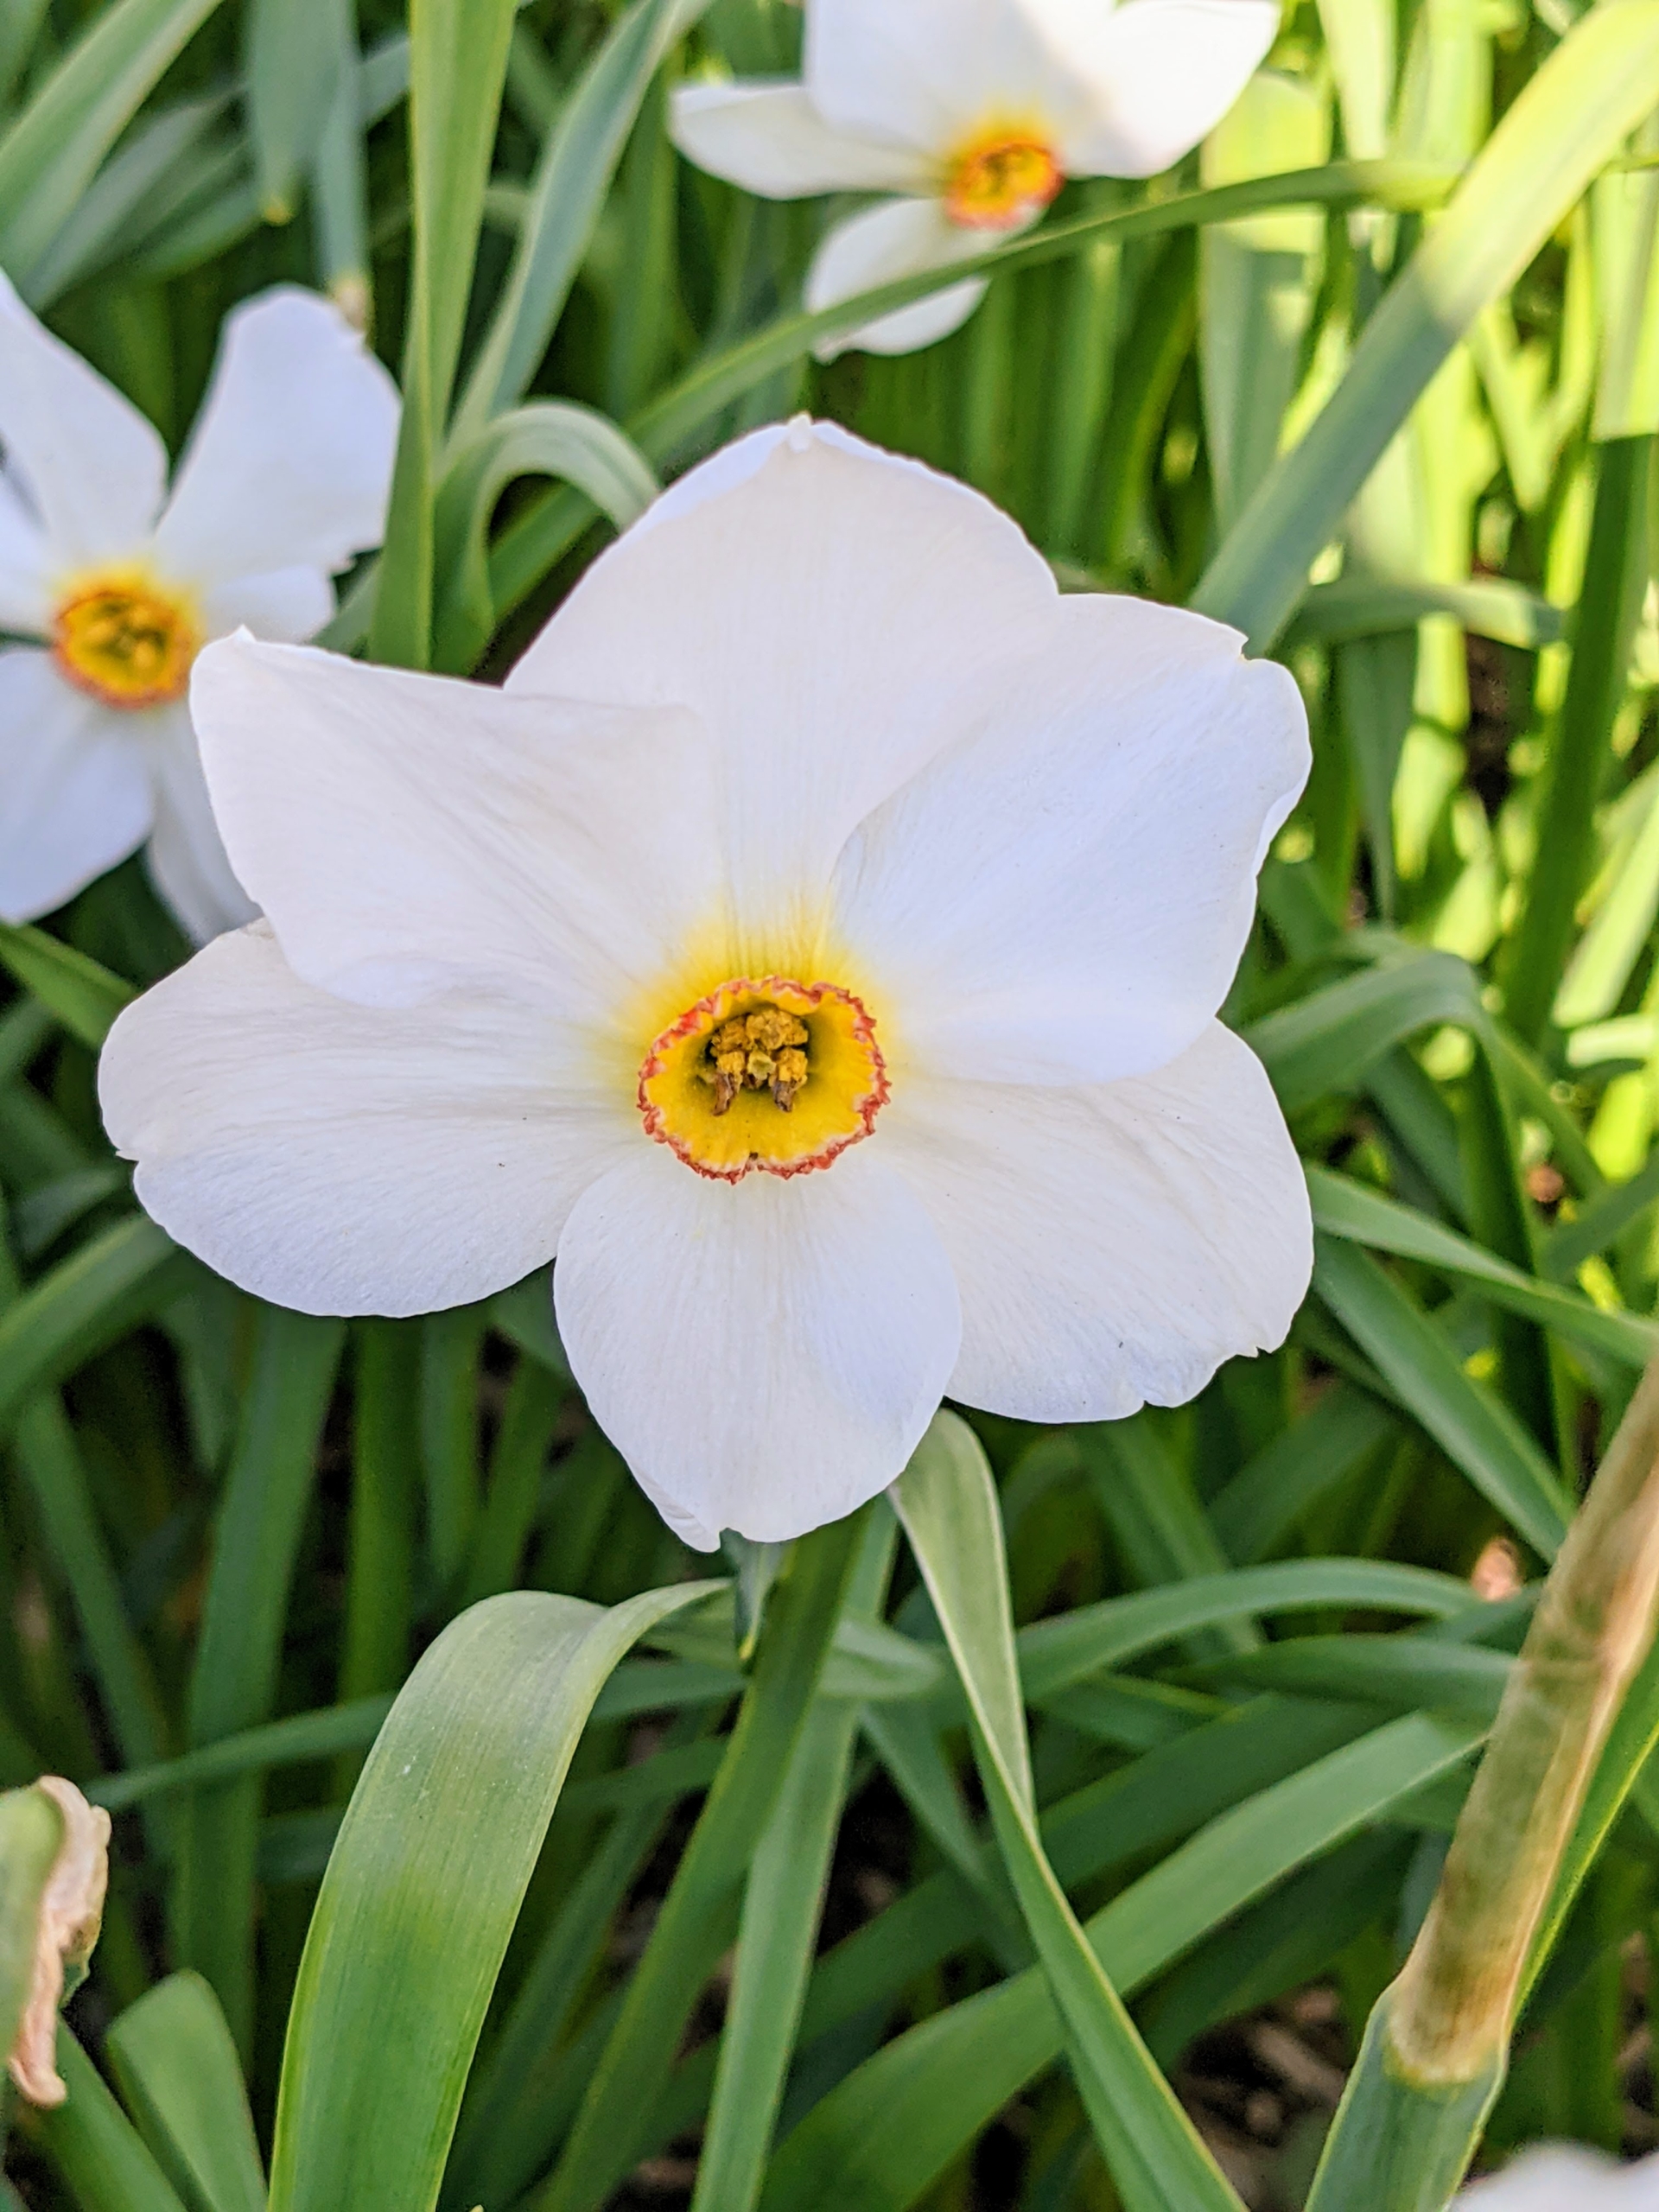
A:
672;0;1281;358
0;279;399;942
100;418;1312;1550
1459;2145;1659;2207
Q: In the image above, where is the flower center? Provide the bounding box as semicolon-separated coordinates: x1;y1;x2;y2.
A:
51;571;200;710
638;976;887;1182
944;130;1063;230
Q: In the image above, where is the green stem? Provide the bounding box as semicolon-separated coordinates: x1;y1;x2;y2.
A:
1308;1352;1659;2205
338;1320;418;1708
1502;433;1653;1046
171;1307;342;2059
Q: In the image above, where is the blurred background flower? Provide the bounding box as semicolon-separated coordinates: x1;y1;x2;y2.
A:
673;0;1279;354
0;283;397;941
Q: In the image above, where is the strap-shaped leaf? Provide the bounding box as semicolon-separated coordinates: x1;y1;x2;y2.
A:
0;925;133;1051
1018;1557;1478;1701
1246;951;1482;1114
1313;1235;1573;1558
893;1414;1245;2212
0;1217;195;1447
454;0;711;434
105;1973;265;2212
0;0;226;280
267;1580;720;2212
432;403;658;671
763;1694;1478;2210
1308;1163;1659;1367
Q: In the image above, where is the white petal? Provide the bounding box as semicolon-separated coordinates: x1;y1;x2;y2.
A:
0;471;51;632
1048;0;1281;177
202;565;334;644
554;1141;961;1548
884;1023;1311;1423
191;635;725;1015
833;595;1308;1085
508;420;1060;943
153;288;398;585
100;924;633;1317
1458;2146;1651;2208
671;81;931;196
805;0;1081;155
0;650;152;922
0;274;167;565
805;198;995;359
140;705;257;944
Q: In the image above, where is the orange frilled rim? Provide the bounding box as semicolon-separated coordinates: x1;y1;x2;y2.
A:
638;975;888;1182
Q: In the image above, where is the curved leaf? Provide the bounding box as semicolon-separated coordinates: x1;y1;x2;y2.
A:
267;1580;720;2212
895;1415;1244;2212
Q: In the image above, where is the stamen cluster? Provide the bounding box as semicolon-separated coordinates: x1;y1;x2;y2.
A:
53;582;198;710
701;1004;810;1113
944;137;1061;230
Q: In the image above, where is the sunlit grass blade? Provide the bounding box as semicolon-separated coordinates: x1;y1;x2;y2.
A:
245;0;346;224
1503;434;1654;1043
1294;573;1563;649
266;1580;721;2212
455;0;710;438
432;403;658;671
90;1700;395;1815
1245;950;1481;1113
1193;0;1659;648
24;92;232;310
310;3;371;327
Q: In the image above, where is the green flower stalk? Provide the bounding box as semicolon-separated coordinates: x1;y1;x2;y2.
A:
1309;1355;1659;2209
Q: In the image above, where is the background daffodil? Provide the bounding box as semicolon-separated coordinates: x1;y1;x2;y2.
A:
0;281;398;941
672;0;1281;357
99;419;1311;1550
1457;2146;1659;2207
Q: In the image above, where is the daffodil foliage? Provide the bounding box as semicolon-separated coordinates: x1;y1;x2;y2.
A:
1;2;1659;2210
